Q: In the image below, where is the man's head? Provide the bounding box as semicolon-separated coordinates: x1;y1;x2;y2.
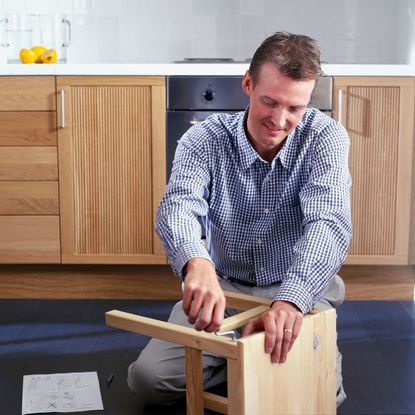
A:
242;32;321;161
249;31;323;86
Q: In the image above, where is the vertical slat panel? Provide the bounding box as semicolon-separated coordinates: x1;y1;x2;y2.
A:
348;86;399;255
70;85;153;254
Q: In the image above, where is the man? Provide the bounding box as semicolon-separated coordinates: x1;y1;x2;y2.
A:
128;31;351;408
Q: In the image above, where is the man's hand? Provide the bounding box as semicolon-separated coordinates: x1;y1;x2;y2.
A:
242;300;303;363
182;258;226;332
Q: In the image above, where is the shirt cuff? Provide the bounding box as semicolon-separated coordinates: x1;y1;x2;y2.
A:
170;241;213;277
272;280;314;314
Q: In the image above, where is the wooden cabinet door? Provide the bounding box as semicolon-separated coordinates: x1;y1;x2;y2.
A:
57;76;166;264
333;77;414;264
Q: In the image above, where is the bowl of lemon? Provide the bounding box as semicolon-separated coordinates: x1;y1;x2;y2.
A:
19;45;58;64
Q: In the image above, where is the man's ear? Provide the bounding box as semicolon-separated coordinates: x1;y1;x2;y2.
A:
242;70;252;96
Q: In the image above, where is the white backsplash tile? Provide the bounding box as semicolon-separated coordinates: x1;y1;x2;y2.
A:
192;0;217;16
239;0;263;16
217;0;239;15
0;0;414;64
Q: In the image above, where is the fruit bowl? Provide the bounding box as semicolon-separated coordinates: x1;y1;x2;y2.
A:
19;45;58;64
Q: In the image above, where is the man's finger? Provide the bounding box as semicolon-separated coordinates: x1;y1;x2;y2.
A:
211;297;226;331
288;312;303;351
269;314;284;363
280;325;295;363
242;316;262;337
182;285;193;314
263;313;277;355
205;299;225;332
195;295;214;331
187;292;204;324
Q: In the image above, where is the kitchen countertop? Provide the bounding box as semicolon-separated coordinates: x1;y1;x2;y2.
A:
0;63;414;76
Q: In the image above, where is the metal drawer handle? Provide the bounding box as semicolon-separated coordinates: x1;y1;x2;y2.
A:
190;120;204;125
0;18;9;47
60;89;65;128
62;18;71;47
338;89;343;124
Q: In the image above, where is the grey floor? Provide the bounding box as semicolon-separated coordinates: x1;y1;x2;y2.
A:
1;299;414;415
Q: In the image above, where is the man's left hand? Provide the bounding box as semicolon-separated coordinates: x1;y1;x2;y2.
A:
242;300;303;364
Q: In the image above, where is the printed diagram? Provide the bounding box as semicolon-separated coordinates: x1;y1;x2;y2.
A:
27;376;52;393
44;393;59;410
61;391;76;410
22;372;103;414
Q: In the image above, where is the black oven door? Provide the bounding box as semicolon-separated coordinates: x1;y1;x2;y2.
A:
167;110;238;182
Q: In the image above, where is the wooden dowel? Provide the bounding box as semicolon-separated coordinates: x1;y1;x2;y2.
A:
219;305;268;332
223;290;270;310
203;391;228;414
105;310;238;358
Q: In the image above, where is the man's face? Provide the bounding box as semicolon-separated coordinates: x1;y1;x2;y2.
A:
242;63;315;161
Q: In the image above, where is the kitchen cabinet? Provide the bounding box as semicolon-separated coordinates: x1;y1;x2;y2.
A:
333;77;415;265
57;76;167;264
0;76;61;263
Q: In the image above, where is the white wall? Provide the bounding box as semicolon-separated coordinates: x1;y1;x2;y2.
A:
0;0;414;64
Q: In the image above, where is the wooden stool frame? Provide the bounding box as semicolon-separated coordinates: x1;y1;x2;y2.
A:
106;290;336;415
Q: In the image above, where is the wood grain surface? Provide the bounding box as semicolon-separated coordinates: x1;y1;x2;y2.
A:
0;264;413;300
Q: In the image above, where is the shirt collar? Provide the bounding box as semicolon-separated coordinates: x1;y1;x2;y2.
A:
236;108;260;171
237;108;303;172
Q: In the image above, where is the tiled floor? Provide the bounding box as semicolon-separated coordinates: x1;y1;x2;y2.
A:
1;299;414;415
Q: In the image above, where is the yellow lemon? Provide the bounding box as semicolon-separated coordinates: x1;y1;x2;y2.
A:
19;48;37;64
40;49;58;64
31;45;48;63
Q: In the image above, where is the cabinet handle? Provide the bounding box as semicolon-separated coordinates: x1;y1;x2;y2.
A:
60;89;65;128
338;89;343;124
62;18;71;47
0;18;9;47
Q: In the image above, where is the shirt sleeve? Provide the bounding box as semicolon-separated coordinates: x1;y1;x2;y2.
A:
273;122;352;313
155;132;213;277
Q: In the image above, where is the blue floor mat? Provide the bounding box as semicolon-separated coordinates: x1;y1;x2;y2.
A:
1;300;414;415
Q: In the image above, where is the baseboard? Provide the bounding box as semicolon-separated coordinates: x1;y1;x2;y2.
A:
0;264;413;301
0;264;182;300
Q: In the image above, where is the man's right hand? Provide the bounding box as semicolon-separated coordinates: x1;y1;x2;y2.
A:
182;258;226;333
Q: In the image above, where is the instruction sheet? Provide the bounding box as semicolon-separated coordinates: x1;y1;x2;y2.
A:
22;371;103;414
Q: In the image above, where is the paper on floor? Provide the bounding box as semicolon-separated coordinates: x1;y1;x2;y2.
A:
21;371;103;414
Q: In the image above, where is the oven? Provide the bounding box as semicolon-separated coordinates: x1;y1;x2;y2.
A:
166;75;333;182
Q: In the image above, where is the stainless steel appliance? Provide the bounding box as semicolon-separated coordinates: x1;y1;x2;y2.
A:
166;74;333;181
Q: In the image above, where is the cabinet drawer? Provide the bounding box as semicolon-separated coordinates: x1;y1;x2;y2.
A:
0;182;59;214
0;216;60;263
0;76;56;111
0;112;57;146
0;147;58;180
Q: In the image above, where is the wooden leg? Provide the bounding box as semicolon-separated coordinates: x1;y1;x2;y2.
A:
185;347;204;415
227;356;245;415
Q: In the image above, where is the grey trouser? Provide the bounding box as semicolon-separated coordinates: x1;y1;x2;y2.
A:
128;275;347;407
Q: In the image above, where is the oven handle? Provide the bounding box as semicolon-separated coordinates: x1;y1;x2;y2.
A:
337;89;343;124
190;119;204;125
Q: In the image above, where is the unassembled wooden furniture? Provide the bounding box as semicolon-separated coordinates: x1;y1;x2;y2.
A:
106;290;337;415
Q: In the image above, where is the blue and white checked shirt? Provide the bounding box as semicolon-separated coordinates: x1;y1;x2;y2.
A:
156;108;352;313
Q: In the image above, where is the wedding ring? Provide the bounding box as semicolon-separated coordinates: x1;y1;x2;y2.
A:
283;328;293;333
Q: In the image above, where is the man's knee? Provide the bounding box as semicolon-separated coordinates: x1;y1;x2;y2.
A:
128;357;173;405
127;347;185;406
128;357;158;405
